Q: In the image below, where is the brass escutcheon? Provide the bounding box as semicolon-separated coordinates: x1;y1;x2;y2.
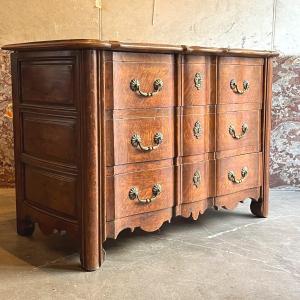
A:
193;170;201;188
193;120;202;139
194;72;202;90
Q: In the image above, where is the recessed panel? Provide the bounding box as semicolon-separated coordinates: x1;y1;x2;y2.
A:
24;165;78;219
23;115;77;165
21;61;75;106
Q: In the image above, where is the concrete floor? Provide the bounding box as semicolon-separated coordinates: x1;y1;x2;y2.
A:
0;189;299;300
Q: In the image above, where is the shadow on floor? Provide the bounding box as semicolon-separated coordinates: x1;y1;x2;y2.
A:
0;192;256;271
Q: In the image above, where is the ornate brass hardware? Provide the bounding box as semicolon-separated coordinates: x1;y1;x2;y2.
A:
128;184;162;204
228;167;248;184
131;132;163;152
194;73;202;90
230;79;249;94
130;78;163;97
193;120;202;139
228;123;248;139
193;170;201;188
4;103;13;119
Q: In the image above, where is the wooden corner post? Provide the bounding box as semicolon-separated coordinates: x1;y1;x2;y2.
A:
80;50;103;271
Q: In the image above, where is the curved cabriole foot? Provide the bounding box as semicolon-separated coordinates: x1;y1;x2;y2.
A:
250;199;266;218
17;219;35;236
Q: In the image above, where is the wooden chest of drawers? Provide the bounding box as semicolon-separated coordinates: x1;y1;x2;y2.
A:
3;40;278;271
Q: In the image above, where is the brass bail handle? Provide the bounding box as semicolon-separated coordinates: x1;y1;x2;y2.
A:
228;167;248;184
130;78;163;97
230;79;250;94
128;184;162;204
131;132;163;152
228;123;248;139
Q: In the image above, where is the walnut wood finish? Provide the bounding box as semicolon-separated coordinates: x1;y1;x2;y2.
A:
182;106;215;156
182;55;215;106
106;108;174;165
218;57;264;104
181;156;215;204
3;39;277;271
216;152;262;196
2;39;278;57
106;159;174;221
216;109;261;152
104;52;175;110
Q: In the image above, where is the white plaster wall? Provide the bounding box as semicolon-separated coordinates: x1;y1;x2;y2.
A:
274;0;300;55
0;0;99;46
101;0;274;50
0;0;299;55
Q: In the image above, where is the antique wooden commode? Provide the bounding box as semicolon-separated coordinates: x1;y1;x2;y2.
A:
3;40;278;271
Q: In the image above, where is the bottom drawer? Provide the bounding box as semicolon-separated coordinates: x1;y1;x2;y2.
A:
106;160;174;221
216;152;262;196
182;156;214;204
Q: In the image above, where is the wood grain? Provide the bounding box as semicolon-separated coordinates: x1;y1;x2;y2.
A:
216;109;261;152
106;162;174;220
182;106;215;156
2;39;279;57
181;158;214;204
105;52;175;110
6;40;276;271
183;56;212;106
218;57;264;104
216;152;262;196
106;108;174;165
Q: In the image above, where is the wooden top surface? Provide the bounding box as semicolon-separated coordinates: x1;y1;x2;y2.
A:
2;39;279;57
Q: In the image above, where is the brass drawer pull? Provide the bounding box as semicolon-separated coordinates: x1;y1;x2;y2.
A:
128;184;162;204
130;78;163;97
131;132;163;152
228;167;248;184
193;120;202;139
230;79;249;94
228;123;248;139
194;73;202;90
193;170;201;188
4;103;13;119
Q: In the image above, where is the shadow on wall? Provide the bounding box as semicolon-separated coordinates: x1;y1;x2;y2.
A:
0;50;299;189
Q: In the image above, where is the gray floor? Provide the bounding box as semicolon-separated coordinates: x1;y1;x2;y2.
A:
0;189;299;300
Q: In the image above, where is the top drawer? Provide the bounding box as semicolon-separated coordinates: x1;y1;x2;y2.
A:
104;52;175;110
183;55;215;106
218;57;264;104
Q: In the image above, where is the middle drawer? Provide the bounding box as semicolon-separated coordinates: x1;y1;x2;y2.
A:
106;108;175;166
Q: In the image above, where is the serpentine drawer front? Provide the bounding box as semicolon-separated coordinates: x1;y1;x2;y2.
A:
2;40;278;271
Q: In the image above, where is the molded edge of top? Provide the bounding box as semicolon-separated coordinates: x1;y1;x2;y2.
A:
2;39;279;57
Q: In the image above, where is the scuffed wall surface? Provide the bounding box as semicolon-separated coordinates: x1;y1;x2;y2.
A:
271;56;300;188
0;51;14;187
101;0;274;50
0;0;100;45
274;0;300;55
